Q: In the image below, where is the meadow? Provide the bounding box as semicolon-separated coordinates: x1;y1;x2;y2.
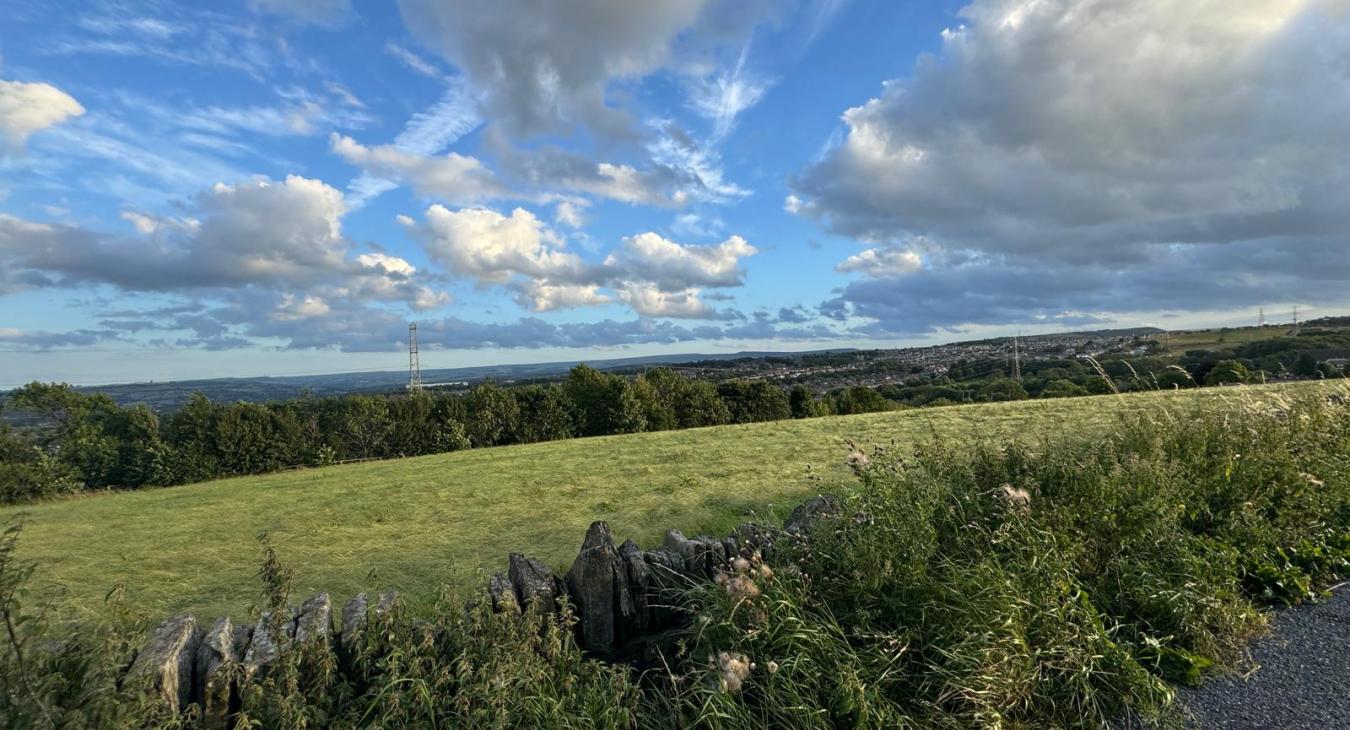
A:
1;381;1334;623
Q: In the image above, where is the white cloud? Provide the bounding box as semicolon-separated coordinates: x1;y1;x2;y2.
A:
357;252;416;276
616;282;718;319
343;80;482;208
515;281;610;311
0;176;443;309
333;133;502;205
792;0;1350;333
273;293;332;320
686;41;770;141
404;205;587;284
836;247;921;277
605;231;757;290
0;79;85;150
119;210;199;235
554;200;587;228
399;203;758;318
385;42;443;78
792;0;1350;260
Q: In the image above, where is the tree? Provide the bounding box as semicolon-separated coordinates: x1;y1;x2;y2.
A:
385;393;445;456
831;386;893;415
1152;369;1194;390
1293;352;1319;377
322;395;394;459
639;368;729;429
162;392;223;483
717;381;791;423
465;381;521;447
789;385;827;418
513;385;575;443
1038;379;1089;399
1205;360;1249;386
563;365;646;436
629;376;674;432
211;402;300;475
982;379;1030;402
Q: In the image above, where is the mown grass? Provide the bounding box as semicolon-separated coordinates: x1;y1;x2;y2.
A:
1;381;1335;623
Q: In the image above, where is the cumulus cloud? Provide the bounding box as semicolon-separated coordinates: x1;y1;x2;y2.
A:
399;203;759;318
514;281;611;312
835;247;921;277
397;0;715;137
605;232;757;290
616;283;722;319
404;205;588;284
0;79;85;150
0;175;444;306
791;0;1350;332
795;0;1350;257
332;133;503;204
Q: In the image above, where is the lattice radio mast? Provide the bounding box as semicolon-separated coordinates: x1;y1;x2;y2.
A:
1012;332;1022;384
408;323;422;391
1259;306;1266;328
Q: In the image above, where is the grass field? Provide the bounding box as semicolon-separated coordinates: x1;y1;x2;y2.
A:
1155;324;1301;353
1;381;1331;623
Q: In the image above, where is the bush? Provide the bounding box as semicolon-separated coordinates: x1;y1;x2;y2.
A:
659;386;1350;727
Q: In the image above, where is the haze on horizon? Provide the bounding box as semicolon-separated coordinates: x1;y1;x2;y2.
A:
2;0;1348;386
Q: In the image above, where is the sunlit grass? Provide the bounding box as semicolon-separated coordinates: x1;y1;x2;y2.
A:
2;381;1333;622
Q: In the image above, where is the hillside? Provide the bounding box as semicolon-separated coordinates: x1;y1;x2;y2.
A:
1;380;1330;623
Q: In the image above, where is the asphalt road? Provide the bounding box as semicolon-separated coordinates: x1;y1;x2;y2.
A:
1178;585;1349;729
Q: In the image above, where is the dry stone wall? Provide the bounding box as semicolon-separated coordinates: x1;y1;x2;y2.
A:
122;493;842;722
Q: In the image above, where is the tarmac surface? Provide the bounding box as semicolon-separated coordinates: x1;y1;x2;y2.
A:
1178;585;1348;729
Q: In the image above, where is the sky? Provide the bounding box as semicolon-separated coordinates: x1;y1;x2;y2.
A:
2;0;1349;386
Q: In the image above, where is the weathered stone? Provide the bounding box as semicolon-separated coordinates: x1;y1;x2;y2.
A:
643;549;686;576
508;553;562;611
340;593;369;649
617;539;648;638
231;623;253;662
641;549;694;630
487;572;519;613
662;529;727;579
294;593;332;644
565;521;629;654
195;617;237;728
242;609;294;682
783;494;843;536
127;614;201;715
721;536;740;561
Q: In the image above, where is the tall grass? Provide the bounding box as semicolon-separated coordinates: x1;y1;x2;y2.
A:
1;385;1346;727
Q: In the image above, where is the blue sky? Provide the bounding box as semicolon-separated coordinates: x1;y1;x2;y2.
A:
2;0;1348;386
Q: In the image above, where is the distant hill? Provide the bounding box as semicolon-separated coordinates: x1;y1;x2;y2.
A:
2;348;860;412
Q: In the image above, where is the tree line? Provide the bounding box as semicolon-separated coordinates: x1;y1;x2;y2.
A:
1;366;887;504
6;339;1346;504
